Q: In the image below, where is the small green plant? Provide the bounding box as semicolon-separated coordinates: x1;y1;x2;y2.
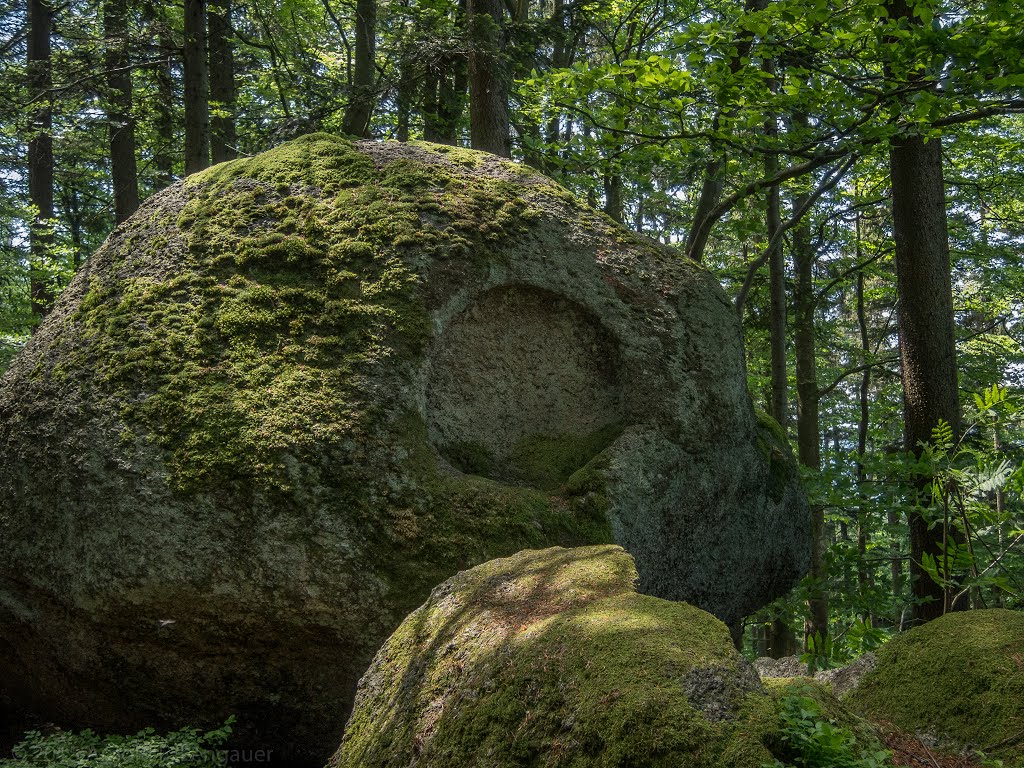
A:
0;718;234;768
915;385;1023;611
766;693;891;768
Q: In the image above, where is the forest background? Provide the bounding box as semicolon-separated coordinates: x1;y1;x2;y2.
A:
1;0;1023;665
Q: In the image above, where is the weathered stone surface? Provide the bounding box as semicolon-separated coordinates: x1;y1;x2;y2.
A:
814;652;875;698
754;655;810;679
332;545;779;767
0;134;808;764
847;609;1024;765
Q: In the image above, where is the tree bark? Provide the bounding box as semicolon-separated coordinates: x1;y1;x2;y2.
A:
341;0;376;137
104;0;139;223
147;3;176;188
467;0;509;157
603;170;623;223
28;0;54;321
890;133;962;624
855;230;872;608
183;0;210;174
791;187;828;654
208;0;237;162
767;178;786;427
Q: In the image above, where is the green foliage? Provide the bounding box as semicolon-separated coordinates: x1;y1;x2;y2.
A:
766;693;891;768
0;720;233;768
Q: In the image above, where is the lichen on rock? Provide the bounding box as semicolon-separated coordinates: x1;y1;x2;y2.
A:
847;609;1024;765
0;134;809;764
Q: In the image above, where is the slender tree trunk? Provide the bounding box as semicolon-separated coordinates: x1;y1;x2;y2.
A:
183;0;210;174
208;0;236;162
792;194;828;655
341;0;376;137
62;187;84;269
890;133;962;624
422;69;441;142
855;227;872;609
396;70;412;142
28;0;54;321
151;16;176;188
604;169;623;223
767;181;786;426
466;0;509;156
438;56;469;144
684;0;764;263
104;0;139;223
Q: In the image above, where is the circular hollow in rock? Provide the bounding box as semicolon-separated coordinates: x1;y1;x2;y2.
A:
426;284;622;486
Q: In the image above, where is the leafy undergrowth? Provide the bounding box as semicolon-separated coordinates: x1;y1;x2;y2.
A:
0;721;233;768
766;688;891;768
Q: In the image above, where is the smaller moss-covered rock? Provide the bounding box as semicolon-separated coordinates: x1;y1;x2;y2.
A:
847;609;1024;766
333;546;825;768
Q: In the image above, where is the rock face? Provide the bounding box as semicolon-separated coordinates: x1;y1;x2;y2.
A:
332;545;778;767
847;609;1024;766
0;135;808;764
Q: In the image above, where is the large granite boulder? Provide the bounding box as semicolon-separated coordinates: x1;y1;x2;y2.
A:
0;134;808;764
333;545;775;767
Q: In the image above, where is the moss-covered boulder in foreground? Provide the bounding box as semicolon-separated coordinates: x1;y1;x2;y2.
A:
0;135;807;764
847;609;1024;766
333;546;882;768
333;545;765;767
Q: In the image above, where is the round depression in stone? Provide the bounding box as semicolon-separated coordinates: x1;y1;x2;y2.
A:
425;284;622;482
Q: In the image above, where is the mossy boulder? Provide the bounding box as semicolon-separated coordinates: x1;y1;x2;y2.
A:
847;609;1024;765
0;135;808;764
333;545;772;767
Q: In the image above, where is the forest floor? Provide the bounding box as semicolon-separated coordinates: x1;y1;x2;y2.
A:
880;725;986;768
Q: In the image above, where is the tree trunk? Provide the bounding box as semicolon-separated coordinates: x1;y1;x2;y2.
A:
104;0;139;223
791;188;828;655
890;133;962;624
767;179;786;426
603;169;623;223
466;0;509;157
437;55;469;144
684;0;764;263
150;11;176;188
341;0;376;137
208;0;237;162
855;230;872;608
183;0;210;174
28;0;54;321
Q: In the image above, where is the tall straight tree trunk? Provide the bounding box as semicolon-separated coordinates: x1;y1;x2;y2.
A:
150;9;176;188
886;0;962;626
208;0;236;162
438;56;469;144
341;0;375;137
855;226;872;610
104;0;139;223
767;182;786;426
466;0;509;157
792;189;828;654
183;0;210;174
890;133;962;624
28;0;54;321
604;169;623;223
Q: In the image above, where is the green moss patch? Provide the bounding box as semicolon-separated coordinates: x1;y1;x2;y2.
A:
847;609;1024;765
334;546;811;768
67;134;546;492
